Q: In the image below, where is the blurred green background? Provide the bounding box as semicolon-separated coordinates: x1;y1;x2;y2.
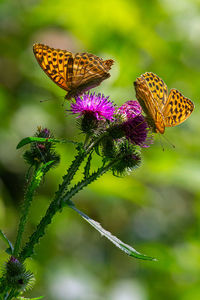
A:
0;0;200;299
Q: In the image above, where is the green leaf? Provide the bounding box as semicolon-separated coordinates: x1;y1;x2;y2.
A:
0;230;14;254
94;143;101;156
17;297;44;300
16;137;79;149
68;204;157;261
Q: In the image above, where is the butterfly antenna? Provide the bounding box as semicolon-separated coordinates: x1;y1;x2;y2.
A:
133;117;175;150
40;95;65;104
40;99;51;103
158;134;165;152
162;134;176;149
61;99;65;107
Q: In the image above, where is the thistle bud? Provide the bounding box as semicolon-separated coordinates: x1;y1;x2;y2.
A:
101;136;115;158
111;142;141;176
4;256;34;292
23;127;60;167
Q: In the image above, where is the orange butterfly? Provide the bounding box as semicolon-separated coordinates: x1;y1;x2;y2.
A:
134;72;194;134
33;44;114;100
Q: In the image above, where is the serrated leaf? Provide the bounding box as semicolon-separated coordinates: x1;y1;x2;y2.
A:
16;137;80;149
84;152;93;179
94;143;101;156
68;204;157;261
0;230;14;254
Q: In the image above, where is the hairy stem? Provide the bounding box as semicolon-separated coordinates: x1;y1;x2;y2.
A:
13;166;46;257
55;132;108;197
19;157;118;261
61;159;117;206
57;147;86;195
18;148;86;261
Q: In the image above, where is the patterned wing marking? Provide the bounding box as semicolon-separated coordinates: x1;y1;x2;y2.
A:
71;53;114;87
65;53;114;99
134;73;194;134
142;72;168;110
134;76;165;133
163;89;194;127
33;43;73;91
155;111;165;134
33;43;114;100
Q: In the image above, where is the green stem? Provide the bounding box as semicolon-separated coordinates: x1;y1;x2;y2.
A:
19;158;118;261
83;133;90;148
13;166;46;257
3;136;111;299
18;149;86;261
56;132;108;197
61;159;117;206
87;131;108;151
19;192;61;261
17;145;88;261
55;147;86;198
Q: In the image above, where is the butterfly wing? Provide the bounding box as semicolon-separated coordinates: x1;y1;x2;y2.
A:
33;44;114;100
163;89;194;127
134;75;165;133
63;53;114;99
142;72;168;110
73;53;113;84
33;43;73;92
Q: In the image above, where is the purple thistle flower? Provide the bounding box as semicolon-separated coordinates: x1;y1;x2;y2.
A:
41;128;50;137
123;116;149;147
117;100;152;147
117;100;142;120
9;256;19;264
70;92;115;121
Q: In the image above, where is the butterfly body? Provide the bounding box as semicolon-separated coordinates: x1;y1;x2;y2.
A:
134;72;194;134
33;44;114;100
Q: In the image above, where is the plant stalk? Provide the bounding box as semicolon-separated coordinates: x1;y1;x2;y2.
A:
13;166;45;257
19;158;118;261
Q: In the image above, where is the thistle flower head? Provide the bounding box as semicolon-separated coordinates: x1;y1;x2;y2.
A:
123;115;150;147
116;100;142;121
117;101;152;147
70;92;115;121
